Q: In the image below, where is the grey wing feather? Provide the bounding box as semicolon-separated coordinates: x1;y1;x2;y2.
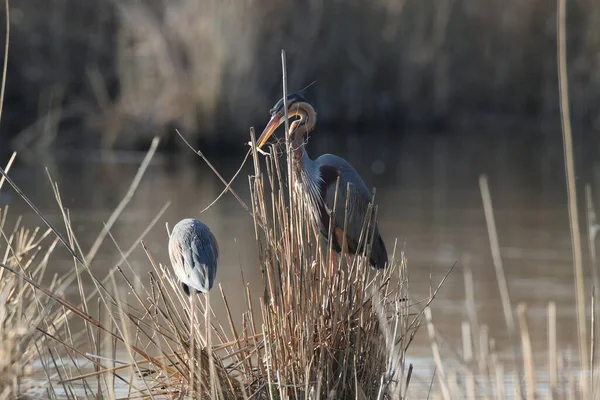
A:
186;229;219;293
318;154;388;268
320;155;377;246
326;176;373;247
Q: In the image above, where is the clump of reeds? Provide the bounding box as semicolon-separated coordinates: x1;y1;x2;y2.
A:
0;208;43;398
243;125;414;398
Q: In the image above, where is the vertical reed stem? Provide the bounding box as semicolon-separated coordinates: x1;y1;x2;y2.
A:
517;303;536;400
479;175;522;389
281;50;295;273
557;0;589;396
548;301;557;398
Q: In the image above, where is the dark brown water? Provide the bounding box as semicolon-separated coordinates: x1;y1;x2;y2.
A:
2;127;598;396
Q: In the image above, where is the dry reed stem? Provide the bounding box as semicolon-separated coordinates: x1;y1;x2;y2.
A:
425;307;450;400
175;128;252;216
516;303;536;400
557;0;590;397
591;289;596;398
461;320;476;400
85;136;160;265
0;152;15;192
586;185;599;304
548;301;557;398
479;174;522;393
0;0;8;122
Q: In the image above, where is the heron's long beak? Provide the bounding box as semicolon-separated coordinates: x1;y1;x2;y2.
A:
256;113;284;149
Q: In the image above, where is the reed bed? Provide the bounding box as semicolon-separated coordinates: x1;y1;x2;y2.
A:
0;155;59;399
1;138;598;399
0;119;421;399
413;172;598;399
0;207;57;399
419;264;598;400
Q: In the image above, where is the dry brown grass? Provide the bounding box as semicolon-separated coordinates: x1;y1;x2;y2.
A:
0;119;423;399
0;155;60;399
419;266;597;400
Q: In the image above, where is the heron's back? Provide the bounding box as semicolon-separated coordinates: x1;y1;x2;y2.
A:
168;218;219;293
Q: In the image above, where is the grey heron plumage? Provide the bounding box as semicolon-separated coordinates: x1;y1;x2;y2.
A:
256;92;388;269
168;218;219;295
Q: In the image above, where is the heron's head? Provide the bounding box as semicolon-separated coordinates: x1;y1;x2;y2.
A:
256;91;317;149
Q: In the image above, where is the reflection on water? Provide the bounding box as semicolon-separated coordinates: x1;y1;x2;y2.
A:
1;126;598;395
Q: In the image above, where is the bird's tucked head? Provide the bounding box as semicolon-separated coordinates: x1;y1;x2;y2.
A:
256;91;317;150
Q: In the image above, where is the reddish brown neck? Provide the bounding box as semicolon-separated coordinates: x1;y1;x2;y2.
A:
286;102;316;163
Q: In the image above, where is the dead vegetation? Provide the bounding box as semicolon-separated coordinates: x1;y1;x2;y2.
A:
0;126;422;398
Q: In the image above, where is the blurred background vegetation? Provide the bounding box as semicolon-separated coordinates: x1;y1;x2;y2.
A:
0;0;599;153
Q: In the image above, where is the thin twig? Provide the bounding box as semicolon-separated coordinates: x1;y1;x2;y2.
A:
198;149;252;214
0;166;84;265
175;129;250;213
85;136;161;264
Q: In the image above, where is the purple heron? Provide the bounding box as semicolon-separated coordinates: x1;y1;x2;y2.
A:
257;92;388;269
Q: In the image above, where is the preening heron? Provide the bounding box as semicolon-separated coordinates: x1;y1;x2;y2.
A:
168;218;219;295
256;92;388;269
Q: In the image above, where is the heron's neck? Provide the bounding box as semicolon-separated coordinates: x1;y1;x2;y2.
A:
289;102;316;162
291;136;305;163
295;146;312;170
294;149;323;221
295;149;321;193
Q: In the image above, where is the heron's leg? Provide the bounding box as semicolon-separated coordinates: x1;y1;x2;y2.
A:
189;294;196;395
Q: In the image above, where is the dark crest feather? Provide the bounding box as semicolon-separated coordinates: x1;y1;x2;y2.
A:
270;81;318;115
